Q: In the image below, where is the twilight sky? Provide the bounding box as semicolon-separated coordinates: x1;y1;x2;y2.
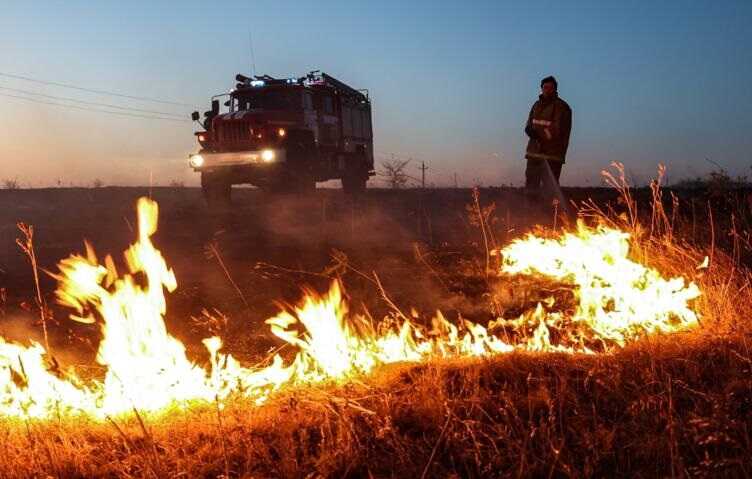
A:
1;0;751;187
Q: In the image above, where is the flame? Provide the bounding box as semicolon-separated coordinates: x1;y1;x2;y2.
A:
496;222;700;351
0;199;701;419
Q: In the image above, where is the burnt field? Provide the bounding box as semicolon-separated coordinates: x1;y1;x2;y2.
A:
0;183;751;478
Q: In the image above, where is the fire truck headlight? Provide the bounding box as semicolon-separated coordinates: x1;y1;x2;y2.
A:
261;149;275;163
189;154;204;168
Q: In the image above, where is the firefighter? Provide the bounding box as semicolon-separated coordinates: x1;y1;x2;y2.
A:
523;75;572;198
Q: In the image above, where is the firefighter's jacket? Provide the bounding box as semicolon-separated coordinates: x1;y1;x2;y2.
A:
524;94;572;163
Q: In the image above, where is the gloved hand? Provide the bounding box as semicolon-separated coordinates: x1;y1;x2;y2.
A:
525;124;539;140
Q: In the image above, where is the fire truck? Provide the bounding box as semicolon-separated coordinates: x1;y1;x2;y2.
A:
189;71;374;206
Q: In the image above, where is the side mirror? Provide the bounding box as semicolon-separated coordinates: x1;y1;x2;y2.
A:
191;111;200;122
211;99;220;115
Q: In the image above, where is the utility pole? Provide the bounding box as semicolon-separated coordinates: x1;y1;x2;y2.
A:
453;173;458;188
419;161;428;189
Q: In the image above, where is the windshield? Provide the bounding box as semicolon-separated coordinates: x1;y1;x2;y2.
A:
233;89;302;112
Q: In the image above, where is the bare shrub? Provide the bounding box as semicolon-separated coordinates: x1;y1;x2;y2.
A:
2;178;20;190
379;157;411;188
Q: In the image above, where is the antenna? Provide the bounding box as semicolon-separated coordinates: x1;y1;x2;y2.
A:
249;30;257;76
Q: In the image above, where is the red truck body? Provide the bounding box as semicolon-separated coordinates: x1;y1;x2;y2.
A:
189;72;374;205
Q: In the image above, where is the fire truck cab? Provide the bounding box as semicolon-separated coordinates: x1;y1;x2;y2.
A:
189;71;373;206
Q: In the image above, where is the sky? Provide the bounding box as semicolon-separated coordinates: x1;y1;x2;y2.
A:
0;0;751;187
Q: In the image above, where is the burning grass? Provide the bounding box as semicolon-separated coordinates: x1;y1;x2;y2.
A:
0;164;751;476
1;335;750;478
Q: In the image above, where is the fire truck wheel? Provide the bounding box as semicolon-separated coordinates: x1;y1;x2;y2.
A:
284;134;316;194
201;173;231;210
342;168;367;196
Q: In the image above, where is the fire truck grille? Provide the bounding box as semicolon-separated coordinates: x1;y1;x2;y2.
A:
219;122;249;143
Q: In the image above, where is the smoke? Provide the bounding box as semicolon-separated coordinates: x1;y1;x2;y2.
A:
199;189;495;325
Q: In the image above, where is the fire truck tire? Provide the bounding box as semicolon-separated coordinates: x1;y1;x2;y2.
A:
201;172;231;209
342;155;368;195
284;133;317;194
342;172;367;195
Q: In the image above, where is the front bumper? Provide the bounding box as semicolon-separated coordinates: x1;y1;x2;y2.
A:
189;149;287;171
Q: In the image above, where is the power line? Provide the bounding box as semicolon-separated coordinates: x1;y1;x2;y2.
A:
0;85;187;118
0;92;190;122
1;92;189;122
0;71;194;107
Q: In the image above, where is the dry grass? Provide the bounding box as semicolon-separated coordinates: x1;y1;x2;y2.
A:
0;334;750;478
2;169;752;477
